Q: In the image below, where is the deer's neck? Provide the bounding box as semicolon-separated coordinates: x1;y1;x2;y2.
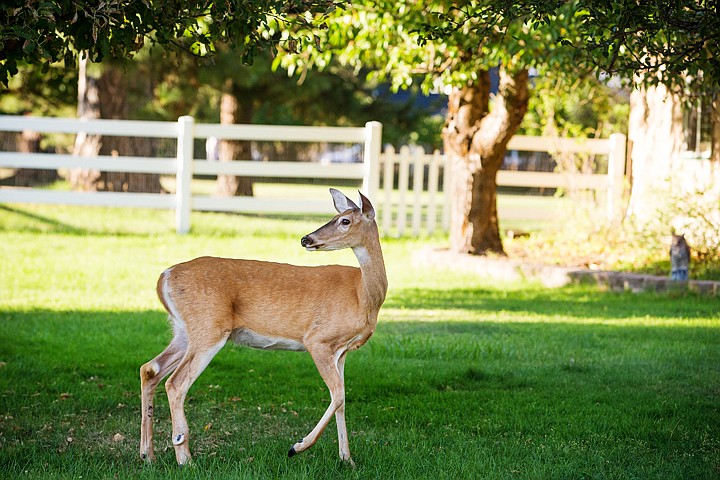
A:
353;233;387;313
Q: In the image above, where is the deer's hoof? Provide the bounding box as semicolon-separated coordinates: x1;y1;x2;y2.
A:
177;458;196;469
289;438;305;457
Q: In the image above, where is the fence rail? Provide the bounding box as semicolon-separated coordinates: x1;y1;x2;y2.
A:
0;115;381;233
0;115;626;236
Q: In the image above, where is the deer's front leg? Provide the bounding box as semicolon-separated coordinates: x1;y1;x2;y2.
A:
333;350;352;463
289;346;350;462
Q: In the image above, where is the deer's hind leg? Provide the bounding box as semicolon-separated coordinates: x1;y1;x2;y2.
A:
165;333;229;465
140;322;188;462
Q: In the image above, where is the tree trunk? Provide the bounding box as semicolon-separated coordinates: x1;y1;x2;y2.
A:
444;68;529;255
14;124;59;186
70;57;163;193
626;81;684;221
95;62;131;192
711;93;720;164
215;80;254;197
69;56;102;191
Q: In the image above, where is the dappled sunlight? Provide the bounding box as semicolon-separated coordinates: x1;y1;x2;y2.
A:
380;307;720;328
383;284;720;325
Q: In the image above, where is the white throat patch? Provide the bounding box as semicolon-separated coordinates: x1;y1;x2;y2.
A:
353;246;371;266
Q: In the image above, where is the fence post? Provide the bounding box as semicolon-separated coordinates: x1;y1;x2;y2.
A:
176;115;194;234
427;149;442;235
607;133;627;223
363;121;383;202
411;146;425;237
442;155;452;232
396;146;410;236
381;145;395;236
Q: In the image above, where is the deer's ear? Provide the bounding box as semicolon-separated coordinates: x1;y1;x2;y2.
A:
358;191;375;221
330;188;358;213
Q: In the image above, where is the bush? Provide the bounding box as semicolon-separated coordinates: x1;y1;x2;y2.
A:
505;173;720;280
634;170;720;278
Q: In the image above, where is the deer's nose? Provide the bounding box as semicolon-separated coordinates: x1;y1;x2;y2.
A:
300;235;311;247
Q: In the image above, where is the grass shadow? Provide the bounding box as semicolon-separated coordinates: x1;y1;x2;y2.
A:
0;204;88;234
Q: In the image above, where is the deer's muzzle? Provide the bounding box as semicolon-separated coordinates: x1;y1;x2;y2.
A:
300;235;317;249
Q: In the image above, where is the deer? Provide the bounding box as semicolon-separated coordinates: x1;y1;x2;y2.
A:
139;189;387;467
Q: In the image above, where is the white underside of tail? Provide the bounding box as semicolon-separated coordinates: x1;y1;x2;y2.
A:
160;267;189;343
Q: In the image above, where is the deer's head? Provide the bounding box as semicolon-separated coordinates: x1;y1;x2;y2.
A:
301;189;376;252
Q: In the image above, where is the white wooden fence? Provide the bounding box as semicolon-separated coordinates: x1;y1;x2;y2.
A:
377;133;626;236
0;115;382;233
379;146;450;237
0;115;626;236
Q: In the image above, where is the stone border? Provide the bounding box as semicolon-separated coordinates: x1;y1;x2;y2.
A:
415;247;720;296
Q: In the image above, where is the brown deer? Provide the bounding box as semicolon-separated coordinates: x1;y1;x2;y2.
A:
140;189;387;466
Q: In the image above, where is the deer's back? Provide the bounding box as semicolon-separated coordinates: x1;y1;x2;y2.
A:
158;256;363;344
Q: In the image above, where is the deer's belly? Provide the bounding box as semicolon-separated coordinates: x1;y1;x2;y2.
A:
229;328;306;352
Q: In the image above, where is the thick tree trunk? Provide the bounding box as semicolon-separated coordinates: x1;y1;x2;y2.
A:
69;56;102;190
14;125;59;186
215;80;254;197
444;68;529;255
626;82;684;221
70;57;162;193
95;64;131;192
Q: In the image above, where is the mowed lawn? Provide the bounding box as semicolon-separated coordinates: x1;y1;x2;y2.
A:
0;204;718;479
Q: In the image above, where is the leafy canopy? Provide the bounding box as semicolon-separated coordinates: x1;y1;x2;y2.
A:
4;1;716;96
0;0;340;87
276;1;588;93
415;0;720;94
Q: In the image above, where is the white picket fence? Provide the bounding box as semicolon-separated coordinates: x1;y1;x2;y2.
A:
378;133;626;236
379;146;450;237
0;115;626;236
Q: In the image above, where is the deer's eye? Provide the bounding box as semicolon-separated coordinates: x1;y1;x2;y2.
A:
340;218;351;226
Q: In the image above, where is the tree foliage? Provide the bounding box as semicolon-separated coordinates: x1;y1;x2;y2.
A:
415;0;720;95
521;75;629;139
0;0;340;87
278;1;588;92
4;1;716;95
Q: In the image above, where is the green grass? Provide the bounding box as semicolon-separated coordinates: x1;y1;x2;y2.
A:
1;204;719;479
